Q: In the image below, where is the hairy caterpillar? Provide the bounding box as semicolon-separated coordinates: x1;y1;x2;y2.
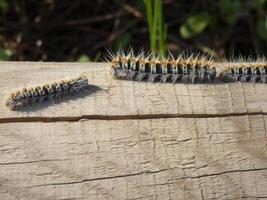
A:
219;62;267;83
107;50;267;84
107;50;217;83
6;76;89;110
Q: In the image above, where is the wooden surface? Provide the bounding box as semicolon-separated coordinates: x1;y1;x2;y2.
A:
0;62;266;200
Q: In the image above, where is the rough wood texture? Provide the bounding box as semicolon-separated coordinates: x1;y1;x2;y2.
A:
0;62;266;200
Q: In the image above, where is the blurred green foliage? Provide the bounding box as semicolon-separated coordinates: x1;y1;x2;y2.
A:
0;0;266;61
0;0;8;13
219;0;240;25
180;13;213;39
77;52;101;62
0;46;11;61
77;55;90;62
254;0;266;9
256;17;267;41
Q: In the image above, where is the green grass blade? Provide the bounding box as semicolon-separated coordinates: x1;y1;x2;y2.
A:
144;0;167;55
144;0;155;50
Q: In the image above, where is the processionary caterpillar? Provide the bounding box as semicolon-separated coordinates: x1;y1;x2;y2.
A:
6;75;89;110
108;50;216;83
107;50;267;84
219;62;267;83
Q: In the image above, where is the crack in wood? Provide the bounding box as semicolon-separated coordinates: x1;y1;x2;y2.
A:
27;168;170;188
0;112;267;123
179;167;267;180
0;159;69;165
27;167;267;188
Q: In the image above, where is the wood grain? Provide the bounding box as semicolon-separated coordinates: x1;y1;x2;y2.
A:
0;62;266;200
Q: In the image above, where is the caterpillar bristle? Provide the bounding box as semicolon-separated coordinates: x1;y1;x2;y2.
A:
6;76;90;110
108;49;216;84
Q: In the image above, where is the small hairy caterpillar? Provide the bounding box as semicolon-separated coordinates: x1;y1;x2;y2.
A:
219;62;267;83
6;76;89;110
107;50;217;83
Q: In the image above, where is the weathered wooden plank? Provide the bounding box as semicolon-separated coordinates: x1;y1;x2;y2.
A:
0;62;266;199
0;116;266;200
0;62;266;119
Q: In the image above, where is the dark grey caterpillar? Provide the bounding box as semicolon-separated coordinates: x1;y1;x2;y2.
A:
219;62;267;83
108;50;217;83
6;76;89;110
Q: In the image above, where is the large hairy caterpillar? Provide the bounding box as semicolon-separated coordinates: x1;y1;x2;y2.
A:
218;62;267;83
107;50;267;84
6;76;89;110
107;50;216;83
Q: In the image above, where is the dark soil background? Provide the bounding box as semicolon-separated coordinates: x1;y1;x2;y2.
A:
0;0;266;62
